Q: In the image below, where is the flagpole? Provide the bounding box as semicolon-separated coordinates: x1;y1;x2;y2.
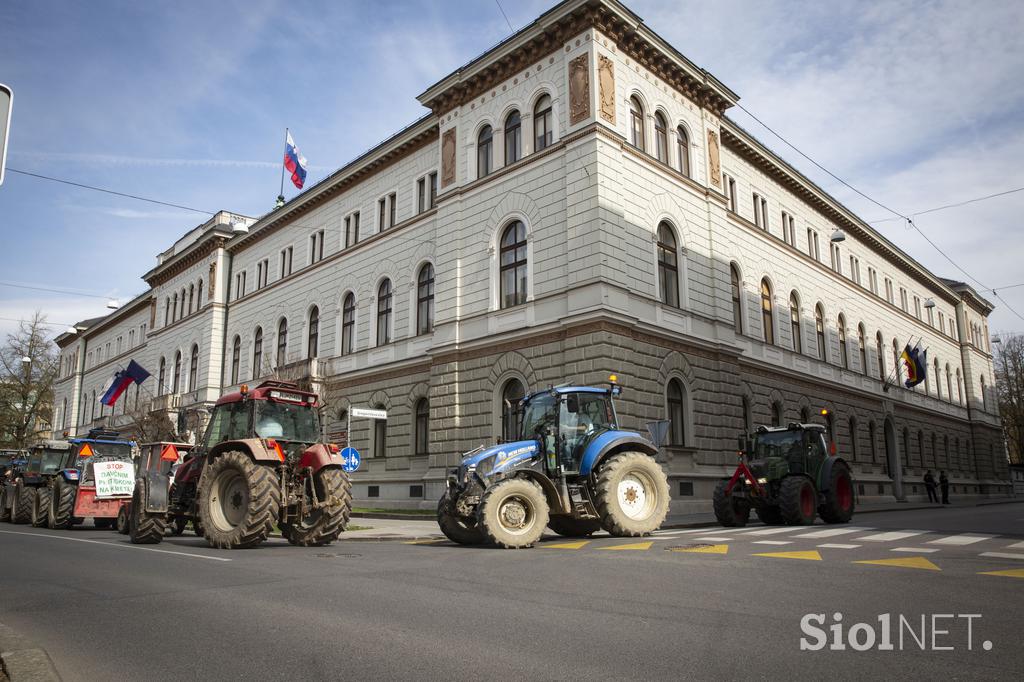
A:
277;127;288;208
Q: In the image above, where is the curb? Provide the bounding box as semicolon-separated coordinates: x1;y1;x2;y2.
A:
0;623;61;682
350;512;436;521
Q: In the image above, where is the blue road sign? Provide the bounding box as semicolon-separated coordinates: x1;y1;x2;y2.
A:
340;447;361;473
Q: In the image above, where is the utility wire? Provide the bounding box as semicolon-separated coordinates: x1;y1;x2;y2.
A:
494;0;514;32
868;186;1024;224
6;167;216;216
0;280;111;300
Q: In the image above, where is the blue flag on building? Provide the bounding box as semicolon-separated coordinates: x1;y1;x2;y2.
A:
899;344;927;388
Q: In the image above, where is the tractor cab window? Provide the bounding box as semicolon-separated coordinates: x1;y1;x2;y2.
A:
558;392;614;471
751;430;805;460
204;401;250;447
255;399;320;443
39;449;65;474
521;393;557;441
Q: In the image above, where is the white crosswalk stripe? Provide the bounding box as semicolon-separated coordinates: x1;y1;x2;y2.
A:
1004;540;1024;550
927;534;997;546
856;531;929;542
979;552;1024;561
891;547;939;553
744;527;803;536
752;540;792;545
818;543;861;549
795;527;872;539
692;536;733;542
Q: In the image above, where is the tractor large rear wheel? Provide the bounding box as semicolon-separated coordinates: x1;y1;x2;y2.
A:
712;480;750;527
755;505;785;525
780;476;817;525
0;485;11;522
116;504;130;534
282;468;352;547
130;480;166;544
12;482;33;524
49;479;76;530
547;516;602;537
478;478;549;548
31;487;51;528
594;452;670;537
818;462;855;524
437;496;485;545
198;452;280;549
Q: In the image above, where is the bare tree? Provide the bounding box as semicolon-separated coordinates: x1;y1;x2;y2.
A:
0;312;59;448
994;334;1024;464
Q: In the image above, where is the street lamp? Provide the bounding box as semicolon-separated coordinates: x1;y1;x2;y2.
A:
830;228;846;243
106;299;120;310
993;335;1002;344
923;298;936;309
21;356;30;365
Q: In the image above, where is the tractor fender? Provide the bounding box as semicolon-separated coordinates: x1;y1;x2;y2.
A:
579;432;659;476
297;444;345;474
208;438;280;464
515;470;570;515
143;470;170;514
818;456;849;492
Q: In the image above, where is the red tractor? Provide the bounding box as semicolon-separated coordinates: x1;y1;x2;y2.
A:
130;381;353;549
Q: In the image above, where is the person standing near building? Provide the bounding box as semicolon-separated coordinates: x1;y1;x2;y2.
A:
939;470;950;505
924;470;939;503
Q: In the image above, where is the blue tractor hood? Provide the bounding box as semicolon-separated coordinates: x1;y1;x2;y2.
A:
460;440;538;468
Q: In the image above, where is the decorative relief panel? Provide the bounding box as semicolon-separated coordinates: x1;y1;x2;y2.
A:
568;53;590;125
441;128;457;188
707;130;722;187
208;262;217;298
598;54;615;124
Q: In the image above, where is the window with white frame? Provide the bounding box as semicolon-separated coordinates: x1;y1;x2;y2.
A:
752;193;768;230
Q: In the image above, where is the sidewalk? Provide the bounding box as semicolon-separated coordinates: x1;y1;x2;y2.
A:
339;497;1022;542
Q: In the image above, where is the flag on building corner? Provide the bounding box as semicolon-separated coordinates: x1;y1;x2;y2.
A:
100;360;150;406
284;131;308;189
899;343;927;389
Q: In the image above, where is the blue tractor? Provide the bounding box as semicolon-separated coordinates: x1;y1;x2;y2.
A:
438;377;670;548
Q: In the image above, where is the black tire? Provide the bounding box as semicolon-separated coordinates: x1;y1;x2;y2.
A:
547;515;603;537
0;485;11;522
192;518;204;537
116;505;130;535
437;495;485;545
712;479;750;527
754;505;785;525
282;468;352;547
31;487;51;528
171;517;188;536
818;462;855;524
94;518;114;529
49;478;76;530
594;452;670;537
197;451;280;549
12;482;33;524
478;478;549;548
779;476;817;525
129;480;166;544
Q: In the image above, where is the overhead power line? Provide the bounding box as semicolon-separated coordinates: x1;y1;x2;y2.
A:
494;0;514;32
868;186;1024;224
0;280;111;299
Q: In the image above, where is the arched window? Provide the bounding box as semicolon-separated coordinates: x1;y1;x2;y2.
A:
893;339;902;385
933;359;941;399
731;264;743;333
980;375;986;410
373;404;387;458
918;430;925;466
800;406;810;424
667;378;686;445
477;125;493;178
815;305;826;361
654;112;668;163
956;368;963;404
307;306;319;358
180;288;186;318
760;279;774;344
501;379;525;441
164;298;170;326
869;421;878;463
172;293;178;322
876;331;885;378
414;398;430;455
534;94;552;151
504;110;521;164
188;344;199;392
837;314;848;369
276;318;288;367
848;417;858;460
677;125;690;177
197;279;203;308
417;263;435;335
91;391;97;420
772;401;784;427
742;396;753;432
230;336;240;384
253;327;263;377
657;222;679;307
342;293;355;355
946;364;953;403
172;351;181;393
789;292;801;354
629;96;645;150
499;221;527;309
188;284;195;315
158;357;166;395
858;324;867;374
376;280;392;345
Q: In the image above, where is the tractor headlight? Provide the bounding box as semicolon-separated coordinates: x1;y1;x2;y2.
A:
757;477;768;484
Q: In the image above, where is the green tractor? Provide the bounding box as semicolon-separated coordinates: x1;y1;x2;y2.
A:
713;423;854;527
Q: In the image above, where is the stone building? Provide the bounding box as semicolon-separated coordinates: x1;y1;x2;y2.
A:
51;0;1009;510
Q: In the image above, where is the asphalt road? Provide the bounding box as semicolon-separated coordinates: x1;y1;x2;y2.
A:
1;503;1022;681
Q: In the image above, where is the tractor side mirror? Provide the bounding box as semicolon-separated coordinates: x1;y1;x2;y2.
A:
737;434;746;452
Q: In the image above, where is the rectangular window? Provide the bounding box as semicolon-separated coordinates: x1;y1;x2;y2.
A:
256;261;263;289
345;211;361;248
913;296;921;319
885;278;893;304
868;267;877;294
752;192;768;230
900;287;908;311
378;197;386;232
781;211;795;246
309;231;324;264
927;306;934;326
830;244;841;275
367;485;380;498
417;177;425;213
388;192;396;228
724;174;737;213
938;311;944;333
428;172;437;208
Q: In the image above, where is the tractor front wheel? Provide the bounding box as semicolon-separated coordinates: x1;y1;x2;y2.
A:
49;479;75;529
282;468;353;547
437;496;485;545
478;478;549;548
130;480;166;544
116;504;130;534
31;487;51;528
12;482;33;524
595;452;670;536
713;480;750;527
755;505;785;525
0;485;11;522
780;476;817;525
819;462;855;524
198;452;280;549
547;516;602;537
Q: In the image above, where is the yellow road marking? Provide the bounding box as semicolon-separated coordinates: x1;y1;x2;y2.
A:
541;540;591;550
403;538;448;545
599;541;654;551
854;556;940;571
670;544;728;554
753;550;822;561
979;568;1024;579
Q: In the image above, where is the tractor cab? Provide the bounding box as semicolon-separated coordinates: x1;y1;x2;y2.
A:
23;442;69;484
519;386;618;475
744;423;828;482
65;429;135;486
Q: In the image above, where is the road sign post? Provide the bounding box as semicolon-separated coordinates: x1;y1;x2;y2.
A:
347;406;388;464
0;83;11;186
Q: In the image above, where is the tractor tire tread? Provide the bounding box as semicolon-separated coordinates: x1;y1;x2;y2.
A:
284;469;353;547
49;480;76;530
594;452;670;537
547;516;602;537
130;481;166;544
31;487;51;528
818;462;855;524
198;451;280;549
437;496;486;545
13;483;34;525
712;479;750;527
779;476;816;525
478;477;549;549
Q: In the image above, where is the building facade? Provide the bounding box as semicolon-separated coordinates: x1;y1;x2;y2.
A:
51;0;1010;510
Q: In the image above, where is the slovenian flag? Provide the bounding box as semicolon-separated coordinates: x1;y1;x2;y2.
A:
100;360;151;406
284;131;308;190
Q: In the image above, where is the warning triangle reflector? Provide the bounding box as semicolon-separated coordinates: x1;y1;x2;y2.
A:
79;443;94;457
160;444;180;462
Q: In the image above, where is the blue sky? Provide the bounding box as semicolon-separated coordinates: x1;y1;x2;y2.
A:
1;0;1023;339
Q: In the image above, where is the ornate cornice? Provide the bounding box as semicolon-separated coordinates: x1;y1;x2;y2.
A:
144;234;228;287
